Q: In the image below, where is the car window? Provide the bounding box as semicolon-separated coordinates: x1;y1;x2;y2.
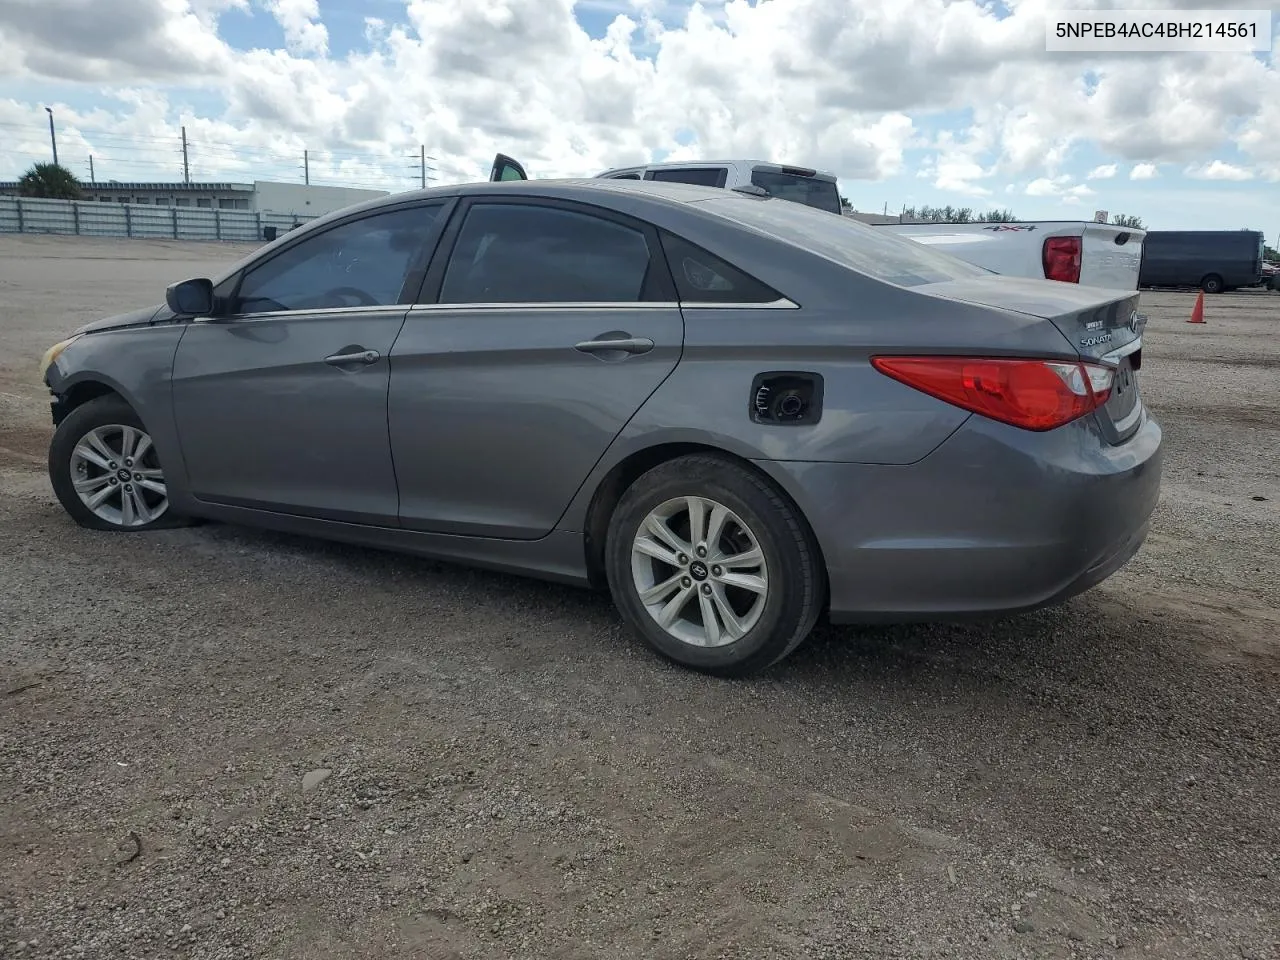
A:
659;230;782;304
439;203;655;303
609;173;642;180
233;205;442;314
749;169;842;215
646;167;729;188
699;196;991;288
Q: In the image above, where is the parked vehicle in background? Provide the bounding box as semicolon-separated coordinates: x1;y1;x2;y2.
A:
872;221;1146;292
39;179;1161;676
489;153;844;215
1138;230;1264;293
1260;260;1278;290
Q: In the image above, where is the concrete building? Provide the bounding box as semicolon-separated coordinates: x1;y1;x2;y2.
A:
0;179;389;219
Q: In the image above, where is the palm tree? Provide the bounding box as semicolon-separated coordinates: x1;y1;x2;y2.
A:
18;162;84;200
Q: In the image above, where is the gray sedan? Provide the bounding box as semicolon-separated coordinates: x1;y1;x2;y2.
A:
38;179;1162;675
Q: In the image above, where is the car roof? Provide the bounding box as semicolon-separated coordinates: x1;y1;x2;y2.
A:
308;177;748;227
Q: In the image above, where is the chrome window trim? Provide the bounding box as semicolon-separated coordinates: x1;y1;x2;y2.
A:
679;298;799;310
198;297;802;320
406;297;798;312
408;302;680;313
194;304;402;323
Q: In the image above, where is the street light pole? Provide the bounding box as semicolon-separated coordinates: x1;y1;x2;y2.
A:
44;107;58;166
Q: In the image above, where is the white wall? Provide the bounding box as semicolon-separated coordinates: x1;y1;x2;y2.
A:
251;181;390;218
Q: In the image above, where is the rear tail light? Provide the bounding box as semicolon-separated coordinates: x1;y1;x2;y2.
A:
1043;236;1082;283
871;356;1115;431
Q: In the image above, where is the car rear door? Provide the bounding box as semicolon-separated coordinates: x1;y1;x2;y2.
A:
387;196;684;539
171;201;450;525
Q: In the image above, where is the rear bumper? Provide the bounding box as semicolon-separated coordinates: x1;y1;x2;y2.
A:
756;408;1162;622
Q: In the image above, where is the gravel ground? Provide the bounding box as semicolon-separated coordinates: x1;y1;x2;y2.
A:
1;235;1277;960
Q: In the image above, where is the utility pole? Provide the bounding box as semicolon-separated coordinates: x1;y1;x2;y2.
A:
44;107;58;165
304;149;309;185
418;147;438;189
89;155;95;182
181;126;190;184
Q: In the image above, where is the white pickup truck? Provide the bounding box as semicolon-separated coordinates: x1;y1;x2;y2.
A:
487;153;1146;292
872;221;1146;291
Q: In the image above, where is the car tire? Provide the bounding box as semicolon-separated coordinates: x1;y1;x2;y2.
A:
49;395;192;532
604;454;824;677
1201;274;1224;294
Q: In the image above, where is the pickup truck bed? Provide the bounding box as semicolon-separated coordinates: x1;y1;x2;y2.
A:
873;221;1146;292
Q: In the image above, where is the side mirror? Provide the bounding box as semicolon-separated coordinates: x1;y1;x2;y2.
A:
165;278;214;317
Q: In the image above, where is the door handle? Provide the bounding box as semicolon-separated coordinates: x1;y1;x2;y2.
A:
573;336;654;356
324;349;379;366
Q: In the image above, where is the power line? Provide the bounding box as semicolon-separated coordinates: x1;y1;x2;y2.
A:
1;119;446;192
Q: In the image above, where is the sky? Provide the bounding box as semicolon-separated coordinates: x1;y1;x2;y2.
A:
0;0;1277;234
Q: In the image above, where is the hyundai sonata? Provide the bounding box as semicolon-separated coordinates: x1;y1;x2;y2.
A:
39;179;1161;675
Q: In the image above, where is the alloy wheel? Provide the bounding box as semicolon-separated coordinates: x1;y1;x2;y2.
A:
630;495;769;648
69;424;169;528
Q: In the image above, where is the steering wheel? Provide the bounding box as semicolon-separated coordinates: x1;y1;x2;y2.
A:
324;286;379;307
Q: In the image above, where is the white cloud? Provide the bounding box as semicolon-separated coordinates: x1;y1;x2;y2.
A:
1026;176;1068;197
0;0;1275;208
1185;160;1254;181
262;0;328;56
1024;175;1092;199
1130;163;1159;180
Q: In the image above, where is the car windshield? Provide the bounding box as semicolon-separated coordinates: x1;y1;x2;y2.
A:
749;170;843;215
699;195;992;287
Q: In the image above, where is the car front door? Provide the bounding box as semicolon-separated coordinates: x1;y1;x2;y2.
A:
170;201;450;525
387;196;684;539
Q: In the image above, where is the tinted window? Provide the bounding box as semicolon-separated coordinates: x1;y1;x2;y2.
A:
699;196;990;288
659;230;782;304
609;173;642;180
647;167;729;188
439;203;654;303
750;169;842;215
234;205;441;313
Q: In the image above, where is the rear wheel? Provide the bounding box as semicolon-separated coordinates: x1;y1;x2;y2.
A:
1201;274;1224;294
48;396;191;532
604;454;823;676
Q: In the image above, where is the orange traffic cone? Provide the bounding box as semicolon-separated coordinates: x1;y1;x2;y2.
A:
1187;291;1205;324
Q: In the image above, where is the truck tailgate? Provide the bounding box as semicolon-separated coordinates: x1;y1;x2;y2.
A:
876;222;1144;292
1080;223;1143;290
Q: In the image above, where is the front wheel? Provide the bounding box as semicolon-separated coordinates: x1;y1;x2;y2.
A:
48;395;190;532
1201;274;1224;294
604;454;824;676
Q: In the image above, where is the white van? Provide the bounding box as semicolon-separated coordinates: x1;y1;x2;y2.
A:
488;153;844;216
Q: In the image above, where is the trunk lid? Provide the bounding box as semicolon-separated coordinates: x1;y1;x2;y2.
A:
919;275;1147;443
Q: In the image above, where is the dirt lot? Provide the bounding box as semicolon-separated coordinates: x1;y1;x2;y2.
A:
1;234;1277;960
